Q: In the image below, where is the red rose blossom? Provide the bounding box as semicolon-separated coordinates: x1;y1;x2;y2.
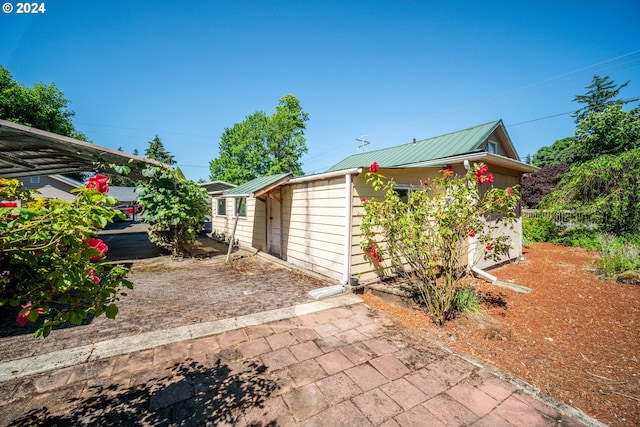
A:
86;174;109;193
360;196;367;202
422;179;429;186
369;162;380;173
507;188;514;196
443;168;454;178
85;238;108;260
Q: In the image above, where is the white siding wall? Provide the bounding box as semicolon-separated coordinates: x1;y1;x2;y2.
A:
210;197;267;252
351;166;523;280
281;177;347;281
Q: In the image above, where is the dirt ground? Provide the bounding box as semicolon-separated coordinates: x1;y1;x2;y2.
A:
361;242;640;427
0;251;328;361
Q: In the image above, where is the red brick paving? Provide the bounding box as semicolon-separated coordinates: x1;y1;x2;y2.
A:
0;302;596;426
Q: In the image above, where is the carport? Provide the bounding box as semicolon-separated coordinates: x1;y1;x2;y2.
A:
0;119;168;180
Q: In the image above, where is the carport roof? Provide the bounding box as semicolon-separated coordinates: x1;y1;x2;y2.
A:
0;119;169;181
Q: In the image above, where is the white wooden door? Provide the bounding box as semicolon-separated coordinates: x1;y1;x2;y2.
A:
267;196;282;257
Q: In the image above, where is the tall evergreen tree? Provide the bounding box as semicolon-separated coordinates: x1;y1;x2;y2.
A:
145;135;176;165
572;74;639;123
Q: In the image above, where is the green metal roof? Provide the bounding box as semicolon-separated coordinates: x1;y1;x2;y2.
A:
223;172;292;197
327;120;502;172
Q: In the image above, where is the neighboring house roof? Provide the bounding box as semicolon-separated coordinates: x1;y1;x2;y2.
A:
200;181;236;195
327;120;532;172
108;186;137;202
223;173;292;198
0;119;168;180
48;174;84;188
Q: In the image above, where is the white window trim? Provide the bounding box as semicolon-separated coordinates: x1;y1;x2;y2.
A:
234;197;247;218
30;176;40;184
215;198;226;217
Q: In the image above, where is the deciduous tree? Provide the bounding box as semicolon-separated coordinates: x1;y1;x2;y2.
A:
209;94;309;184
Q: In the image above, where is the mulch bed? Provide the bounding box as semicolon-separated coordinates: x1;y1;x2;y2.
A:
361;242;640;427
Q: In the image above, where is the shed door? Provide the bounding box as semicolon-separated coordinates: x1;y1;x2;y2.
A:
267;196;282;257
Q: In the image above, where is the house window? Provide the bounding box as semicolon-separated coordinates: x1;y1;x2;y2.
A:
234;198;247;218
216;198;226;216
30;176;40;184
394;184;411;204
487;141;497;153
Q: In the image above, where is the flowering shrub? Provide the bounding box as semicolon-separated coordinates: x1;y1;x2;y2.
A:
0;176;132;338
360;163;519;325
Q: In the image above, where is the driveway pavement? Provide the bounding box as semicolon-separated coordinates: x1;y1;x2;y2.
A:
0;224;602;426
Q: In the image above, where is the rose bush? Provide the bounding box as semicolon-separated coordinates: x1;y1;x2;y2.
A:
0;176;132;338
360;163;519;325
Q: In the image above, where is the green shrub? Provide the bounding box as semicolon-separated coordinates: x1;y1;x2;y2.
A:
554;227;600;251
522;216;558;245
453;286;483;315
595;233;640;277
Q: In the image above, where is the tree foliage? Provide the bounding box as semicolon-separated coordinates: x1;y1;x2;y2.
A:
521;163;571;208
0;66;86;140
209;94;309;185
0;177;132;338
136;166;209;257
572;74;639;123
575;104;640;162
531;137;580;168
145;135;176;165
360;163;519;326
541;149;640;235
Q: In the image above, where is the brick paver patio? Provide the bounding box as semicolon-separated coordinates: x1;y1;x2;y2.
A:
0;299;598;426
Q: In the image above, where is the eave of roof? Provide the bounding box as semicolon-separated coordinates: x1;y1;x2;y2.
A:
404;152;539;173
222;173;293;198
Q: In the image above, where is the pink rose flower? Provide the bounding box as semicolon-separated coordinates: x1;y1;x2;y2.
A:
89;269;101;283
422;179;429;186
507;188;514;196
16;303;44;326
85;238;108;260
360;196;367;202
443;168;454;178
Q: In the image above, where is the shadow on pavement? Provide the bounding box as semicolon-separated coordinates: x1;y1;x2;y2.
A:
9;358;279;427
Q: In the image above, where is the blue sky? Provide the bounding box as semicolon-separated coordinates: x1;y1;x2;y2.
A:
1;0;639;182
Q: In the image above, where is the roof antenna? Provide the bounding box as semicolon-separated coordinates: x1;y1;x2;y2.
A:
356;135;370;152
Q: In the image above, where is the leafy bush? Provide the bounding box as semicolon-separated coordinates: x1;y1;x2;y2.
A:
541;149;640;235
521;163;571;208
136;166;210;257
0;177;132;338
553;228;600;251
595;234;640;277
522;217;558;246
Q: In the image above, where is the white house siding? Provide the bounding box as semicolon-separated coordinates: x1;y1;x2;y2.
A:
281;177;347;281
350;168;443;281
474;167;522;270
210;197;267;252
350;166;523;281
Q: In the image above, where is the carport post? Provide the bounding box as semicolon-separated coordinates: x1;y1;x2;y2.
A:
226;197;244;262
